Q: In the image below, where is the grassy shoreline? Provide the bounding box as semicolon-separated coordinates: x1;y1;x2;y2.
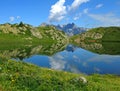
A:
0;58;120;91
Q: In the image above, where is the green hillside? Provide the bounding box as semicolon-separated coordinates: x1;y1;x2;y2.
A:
0;24;120;91
0;58;120;91
71;27;120;43
0;22;68;45
0;22;69;60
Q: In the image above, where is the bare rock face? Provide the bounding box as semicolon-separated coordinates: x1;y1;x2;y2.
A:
0;24;20;34
81;32;103;40
30;28;42;39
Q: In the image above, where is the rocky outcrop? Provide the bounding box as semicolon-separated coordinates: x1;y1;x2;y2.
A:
40;23;87;36
79;32;103;42
38;26;69;45
0;23;68;42
0;23;21;34
30;28;42;39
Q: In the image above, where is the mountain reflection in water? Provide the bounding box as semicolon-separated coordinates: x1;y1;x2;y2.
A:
0;42;120;75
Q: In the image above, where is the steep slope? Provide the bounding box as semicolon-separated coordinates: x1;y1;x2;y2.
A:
37;26;68;43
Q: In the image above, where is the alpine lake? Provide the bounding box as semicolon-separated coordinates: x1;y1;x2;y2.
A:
1;42;120;75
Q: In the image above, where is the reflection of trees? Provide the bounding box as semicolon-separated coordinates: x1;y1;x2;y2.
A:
0;42;67;60
78;42;120;55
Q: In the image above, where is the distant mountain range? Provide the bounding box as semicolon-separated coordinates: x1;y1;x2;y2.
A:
40;23;88;36
56;23;88;36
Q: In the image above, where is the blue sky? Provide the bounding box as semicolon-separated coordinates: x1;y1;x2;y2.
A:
0;0;120;27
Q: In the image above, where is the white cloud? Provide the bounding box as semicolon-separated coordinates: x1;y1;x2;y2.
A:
95;4;103;9
16;16;21;19
73;16;79;20
73;13;82;20
83;8;89;14
9;16;21;22
67;64;81;73
9;16;15;22
73;55;78;59
49;57;66;70
69;0;89;11
48;0;90;22
56;54;64;59
49;54;66;70
48;0;66;22
88;13;120;26
88;55;120;62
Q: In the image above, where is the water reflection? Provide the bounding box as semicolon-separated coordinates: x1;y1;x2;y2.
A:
65;44;77;52
78;42;120;55
24;42;120;75
0;42;120;75
0;42;66;60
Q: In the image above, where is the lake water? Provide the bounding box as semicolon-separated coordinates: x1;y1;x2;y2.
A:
13;42;120;75
1;42;120;75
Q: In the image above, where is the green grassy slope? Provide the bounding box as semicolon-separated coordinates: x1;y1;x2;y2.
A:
0;23;69;58
0;58;120;91
102;27;120;42
88;27;120;42
0;23;68;44
71;27;120;43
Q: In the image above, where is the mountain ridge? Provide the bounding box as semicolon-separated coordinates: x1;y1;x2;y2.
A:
40;23;88;36
0;22;69;50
